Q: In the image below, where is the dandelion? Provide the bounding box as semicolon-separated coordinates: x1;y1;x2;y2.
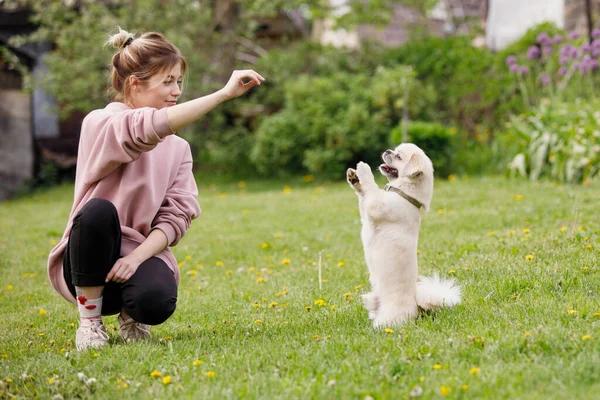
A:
568;309;577;315
354;285;362;291
255;319;263;324
448;174;457;182
384;328;393;334
488;232;495;237
6;285;13;290
248;266;255;272
150;370;162;378
523;331;531;338
449;269;456;275
330;305;336;310
188;270;197;276
303;175;315;182
594;313;600;317
560;226;567;232
469;367;480;375
508;230;515;236
523;228;530;234
337;260;345;267
438;209;445;215
586;244;593;249
283;185;292;194
578;226;585;231
242;209;249;215
315;299;326;307
343;292;351;298
251;301;260;308
256;278;265;283
178;261;184;268
1;354;7;359
48;377;55;384
185;255;191;261
433;364;442;370
206;371;216;378
305;306;312;311
440;385;450;396
6;378;12;383
162;376;171;385
582;334;592;341
282;258;291;265
462;384;469;391
216;261;224;267
269;302;278;308
226;270;232;275
193;360;203;366
195;264;203;269
39;309;47;316
525;255;534;261
584;237;589;241
261;242;270;249
238;181;246;188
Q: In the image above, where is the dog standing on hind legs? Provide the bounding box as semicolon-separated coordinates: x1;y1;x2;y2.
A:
346;143;461;328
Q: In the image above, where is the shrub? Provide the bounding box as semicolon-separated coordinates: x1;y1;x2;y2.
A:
390;121;455;178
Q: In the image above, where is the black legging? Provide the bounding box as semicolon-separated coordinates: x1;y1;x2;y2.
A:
63;198;177;325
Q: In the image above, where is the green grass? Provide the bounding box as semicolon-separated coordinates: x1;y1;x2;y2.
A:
1;175;599;399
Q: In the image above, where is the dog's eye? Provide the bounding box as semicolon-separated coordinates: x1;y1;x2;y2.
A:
395;154;402;160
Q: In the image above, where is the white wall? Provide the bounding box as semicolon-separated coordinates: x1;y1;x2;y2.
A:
486;0;564;50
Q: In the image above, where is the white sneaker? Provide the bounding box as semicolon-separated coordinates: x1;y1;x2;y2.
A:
76;318;109;351
118;313;151;342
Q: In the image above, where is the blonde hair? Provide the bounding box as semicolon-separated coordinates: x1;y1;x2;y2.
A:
105;27;187;102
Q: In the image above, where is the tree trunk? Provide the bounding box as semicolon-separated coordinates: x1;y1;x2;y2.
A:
585;0;593;42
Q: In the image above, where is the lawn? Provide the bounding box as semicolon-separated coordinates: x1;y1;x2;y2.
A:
1;174;599;399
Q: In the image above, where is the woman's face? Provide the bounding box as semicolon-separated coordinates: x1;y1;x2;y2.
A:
130;63;182;109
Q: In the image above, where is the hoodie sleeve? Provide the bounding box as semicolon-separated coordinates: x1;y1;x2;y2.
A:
151;144;201;247
80;106;174;184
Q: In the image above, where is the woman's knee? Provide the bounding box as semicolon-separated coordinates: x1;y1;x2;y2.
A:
125;286;177;325
77;198;118;226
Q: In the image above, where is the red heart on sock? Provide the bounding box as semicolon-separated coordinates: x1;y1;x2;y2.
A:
85;305;97;310
77;296;87;305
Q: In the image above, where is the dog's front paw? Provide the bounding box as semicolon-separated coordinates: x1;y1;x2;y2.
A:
346;168;362;193
356;162;377;190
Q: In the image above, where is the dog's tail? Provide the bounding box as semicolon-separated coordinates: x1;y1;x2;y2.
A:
416;274;461;311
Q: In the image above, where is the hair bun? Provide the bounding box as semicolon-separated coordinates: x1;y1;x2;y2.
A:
106;27;134;49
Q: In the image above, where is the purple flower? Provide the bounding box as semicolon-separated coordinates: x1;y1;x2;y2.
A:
520;66;529;75
593;48;600;58
570;47;579;58
568;30;581;40
578;62;589;74
581;43;591;53
589;59;599;70
509;64;520;74
539;72;550;85
552;35;563;44
592;39;600;48
505;55;517;66
560;44;573;56
536;32;551;46
559;55;571;65
527;45;541;59
558;67;568;76
542;46;553;56
592;28;600;39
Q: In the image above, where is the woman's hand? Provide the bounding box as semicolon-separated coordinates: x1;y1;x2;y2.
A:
106;254;143;283
220;70;265;99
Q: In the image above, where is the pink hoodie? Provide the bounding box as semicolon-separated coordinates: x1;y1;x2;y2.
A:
47;102;201;304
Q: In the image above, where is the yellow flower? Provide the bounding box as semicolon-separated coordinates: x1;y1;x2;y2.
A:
448;174;456;182
582;334;592;341
1;354;8;359
256;278;265;283
206;371;216;378
188;270;197;276
216;261;224;267
433;364;442;370
586;244;593;249
469;367;480;375
6;285;13;291
238;181;246;188
281;258;291;265
440;385;450;396
275;233;282;238
507;230;516;236
568;309;577;315
226;270;233;275
523;228;530;234
525;255;534;261
193;360;203;366
449;269;456;275
523;331;531;338
248;266;256;272
178;261;184;268
195;264;203;269
283;185;292;194
337;260;345;267
269;302;278;308
315;299;326;307
462;384;469;391
39;309;47;316
330;305;336;310
303;174;315;182
438;209;445;215
488;232;495;237
419;376;425;382
305;306;312;311
343;292;351;298
354;285;362;291
255;319;263;324
515;195;524;201
243;209;249;215
252;301;260;308
185;255;192;261
150;370;162;378
5;378;12;383
261;242;270;249
48;377;55;384
578;226;585;231
560;226;567;232
385;328;393;334
594;312;600;317
162;375;171;385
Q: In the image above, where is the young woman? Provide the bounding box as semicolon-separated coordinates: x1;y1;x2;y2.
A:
47;28;265;351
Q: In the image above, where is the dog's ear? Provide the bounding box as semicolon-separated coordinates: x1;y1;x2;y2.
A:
402;153;424;178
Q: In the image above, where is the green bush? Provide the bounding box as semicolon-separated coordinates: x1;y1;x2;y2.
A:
390;121;455;178
505;99;600;183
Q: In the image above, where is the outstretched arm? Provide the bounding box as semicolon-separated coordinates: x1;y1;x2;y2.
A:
167;69;265;132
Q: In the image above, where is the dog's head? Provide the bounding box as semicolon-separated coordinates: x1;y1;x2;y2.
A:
379;143;434;211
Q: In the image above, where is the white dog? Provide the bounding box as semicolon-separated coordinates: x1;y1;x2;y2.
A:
346;143;461;328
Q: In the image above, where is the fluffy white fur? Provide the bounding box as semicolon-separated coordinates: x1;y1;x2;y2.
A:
346;143;461;328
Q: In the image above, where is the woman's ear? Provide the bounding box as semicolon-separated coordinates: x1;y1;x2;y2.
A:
129;75;141;92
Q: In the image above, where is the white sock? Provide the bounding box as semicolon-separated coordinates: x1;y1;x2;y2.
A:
76;295;103;322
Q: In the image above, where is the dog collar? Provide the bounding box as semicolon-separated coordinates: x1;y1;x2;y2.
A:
383;184;424;209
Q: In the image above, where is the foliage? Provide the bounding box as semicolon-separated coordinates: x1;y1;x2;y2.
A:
390;121;455;178
506;100;600;184
250;66;436;179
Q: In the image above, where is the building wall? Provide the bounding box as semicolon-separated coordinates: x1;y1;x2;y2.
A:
0;88;33;200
